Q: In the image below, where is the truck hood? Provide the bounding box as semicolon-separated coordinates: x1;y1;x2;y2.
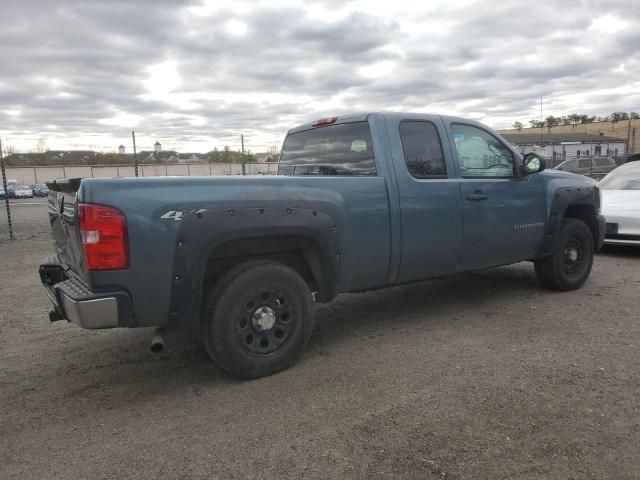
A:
538;168;597;186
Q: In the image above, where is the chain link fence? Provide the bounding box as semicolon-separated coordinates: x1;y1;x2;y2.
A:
2;162;279;186
0;162;279;240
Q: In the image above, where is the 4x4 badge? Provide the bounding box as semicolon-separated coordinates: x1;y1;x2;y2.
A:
160;209;207;221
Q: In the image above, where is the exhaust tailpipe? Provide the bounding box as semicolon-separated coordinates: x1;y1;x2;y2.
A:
150;327;165;353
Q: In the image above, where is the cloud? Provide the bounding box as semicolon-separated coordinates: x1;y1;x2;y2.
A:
1;0;639;152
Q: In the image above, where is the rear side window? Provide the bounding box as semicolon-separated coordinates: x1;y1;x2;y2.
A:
399;121;446;178
578;158;591;169
278;122;376;176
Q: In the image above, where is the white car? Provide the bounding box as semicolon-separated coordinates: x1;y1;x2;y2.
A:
600;162;640;246
12;185;34;198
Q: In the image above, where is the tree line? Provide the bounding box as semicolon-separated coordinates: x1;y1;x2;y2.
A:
208;146;256;163
513;111;640;130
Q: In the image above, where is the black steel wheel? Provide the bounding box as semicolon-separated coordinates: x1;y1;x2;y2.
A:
562;236;584;275
535;218;594;291
234;288;297;356
202;260;314;379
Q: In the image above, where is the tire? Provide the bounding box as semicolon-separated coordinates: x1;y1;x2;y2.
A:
201;260;315;379
534;218;594;291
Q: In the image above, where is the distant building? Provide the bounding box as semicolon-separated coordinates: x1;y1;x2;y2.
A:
154;141;161;153
498;117;639;155
118;145;125;154
175;153;207;163
140;150;178;162
501;132;627;161
47;150;97;164
137;149;207;163
256;153;279;163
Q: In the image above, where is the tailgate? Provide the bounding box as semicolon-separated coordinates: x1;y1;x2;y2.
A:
46;178;85;274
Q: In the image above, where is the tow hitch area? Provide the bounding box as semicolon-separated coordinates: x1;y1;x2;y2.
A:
49;309;65;322
39;263;66;286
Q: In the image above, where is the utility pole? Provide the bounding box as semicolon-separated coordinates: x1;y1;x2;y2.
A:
132;130;139;177
0;138;14;240
241;134;246;175
539;96;543;146
627;117;632;159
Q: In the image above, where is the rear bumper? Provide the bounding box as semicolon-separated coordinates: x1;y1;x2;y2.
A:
39;261;132;329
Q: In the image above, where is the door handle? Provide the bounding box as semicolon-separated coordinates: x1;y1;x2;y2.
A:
466;191;488;201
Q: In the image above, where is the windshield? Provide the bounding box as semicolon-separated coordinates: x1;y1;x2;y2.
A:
278;122;376;176
599;163;640;190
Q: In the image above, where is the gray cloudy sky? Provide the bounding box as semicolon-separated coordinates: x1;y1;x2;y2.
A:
1;0;639;153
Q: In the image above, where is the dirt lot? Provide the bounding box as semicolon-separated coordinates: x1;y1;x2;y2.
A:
1;201;639;479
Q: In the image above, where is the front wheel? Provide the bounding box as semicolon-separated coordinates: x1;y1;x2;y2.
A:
201;260;315;379
534;218;594;291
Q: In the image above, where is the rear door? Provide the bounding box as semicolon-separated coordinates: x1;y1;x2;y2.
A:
449;122;546;270
385;115;463;282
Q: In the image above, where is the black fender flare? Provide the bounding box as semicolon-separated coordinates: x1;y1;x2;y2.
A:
537;186;599;257
166;206;341;328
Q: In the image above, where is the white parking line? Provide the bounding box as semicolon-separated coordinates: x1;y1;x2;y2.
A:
6;201;48;206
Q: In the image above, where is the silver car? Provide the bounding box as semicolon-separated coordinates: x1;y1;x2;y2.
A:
600;162;640;246
12;185;34;198
555;157;618;180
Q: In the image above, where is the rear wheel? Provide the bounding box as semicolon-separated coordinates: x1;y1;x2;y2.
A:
201;261;314;379
534;218;594;291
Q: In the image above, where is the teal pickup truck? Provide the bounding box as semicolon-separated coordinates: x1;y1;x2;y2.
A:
40;113;605;378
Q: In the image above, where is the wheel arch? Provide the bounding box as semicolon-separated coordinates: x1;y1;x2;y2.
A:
538;186;600;257
203;231;337;299
167;207;341;329
562;204;599;247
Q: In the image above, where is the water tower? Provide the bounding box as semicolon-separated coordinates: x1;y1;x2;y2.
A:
118;144;125;154
154;141;161;153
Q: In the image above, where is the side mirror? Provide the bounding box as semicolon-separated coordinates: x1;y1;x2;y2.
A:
522;153;545;175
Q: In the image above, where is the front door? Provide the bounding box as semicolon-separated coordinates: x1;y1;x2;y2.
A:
449;123;546;271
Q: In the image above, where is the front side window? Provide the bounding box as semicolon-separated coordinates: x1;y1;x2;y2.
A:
399;121;446;178
278;122;376;176
451;124;515;177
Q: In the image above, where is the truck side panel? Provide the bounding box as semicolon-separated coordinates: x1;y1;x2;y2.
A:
80;176;391;327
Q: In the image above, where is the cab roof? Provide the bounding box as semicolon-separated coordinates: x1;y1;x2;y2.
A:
287;112;488;135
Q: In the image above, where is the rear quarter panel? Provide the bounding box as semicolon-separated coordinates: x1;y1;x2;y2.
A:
80;175;391;327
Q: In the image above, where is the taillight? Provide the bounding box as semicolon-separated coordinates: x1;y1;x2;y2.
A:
78;203;129;271
312;116;337;127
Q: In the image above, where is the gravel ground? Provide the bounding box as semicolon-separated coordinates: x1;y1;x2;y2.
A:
1;201;639;479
